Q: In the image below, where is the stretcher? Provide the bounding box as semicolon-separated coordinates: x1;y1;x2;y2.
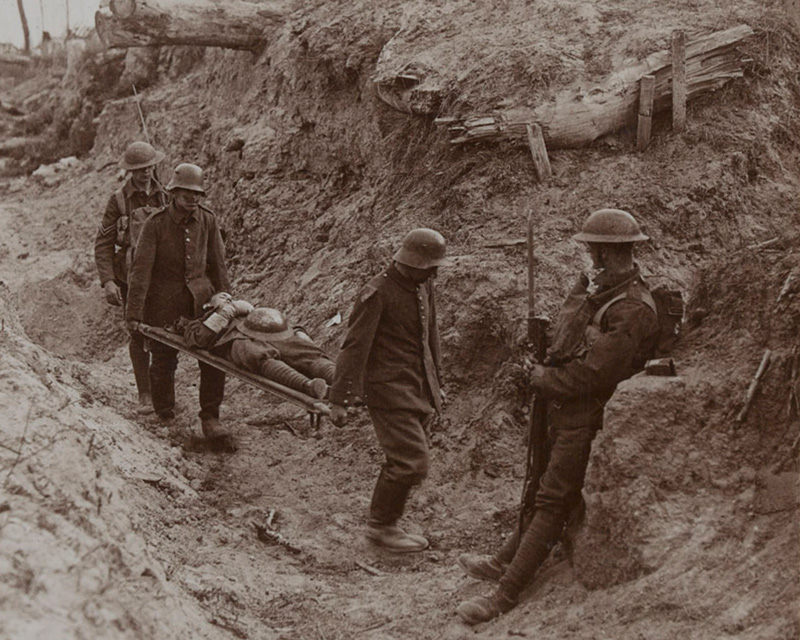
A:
139;324;330;430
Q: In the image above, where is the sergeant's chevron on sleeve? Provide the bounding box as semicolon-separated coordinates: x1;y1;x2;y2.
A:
97;222;116;236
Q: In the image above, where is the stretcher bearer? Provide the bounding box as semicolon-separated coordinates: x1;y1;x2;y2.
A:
94;141;167;415
125;163;232;449
330;228;452;552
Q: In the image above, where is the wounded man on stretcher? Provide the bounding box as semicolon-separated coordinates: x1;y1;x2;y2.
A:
173;293;335;400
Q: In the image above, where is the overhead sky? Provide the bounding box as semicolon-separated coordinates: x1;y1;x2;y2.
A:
1;0;99;49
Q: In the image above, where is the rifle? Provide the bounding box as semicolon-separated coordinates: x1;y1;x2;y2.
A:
518;211;550;545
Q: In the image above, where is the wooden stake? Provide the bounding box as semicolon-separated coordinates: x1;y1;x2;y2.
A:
525;123;552;182
672;30;687;132
637;74;656;150
735;349;772;425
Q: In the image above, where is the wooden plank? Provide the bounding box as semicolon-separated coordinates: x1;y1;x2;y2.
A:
139;325;330;416
672;30;687;132
525;123;552;181
637;74;656;151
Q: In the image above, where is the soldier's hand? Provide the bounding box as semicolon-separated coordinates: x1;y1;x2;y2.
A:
330;404;349;428
440;388;447;408
529;363;547;389
203;292;232;312
103;281;123;307
126;320;141;334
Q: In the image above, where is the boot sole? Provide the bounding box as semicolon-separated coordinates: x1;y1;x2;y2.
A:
457;605;494;626
366;534;429;553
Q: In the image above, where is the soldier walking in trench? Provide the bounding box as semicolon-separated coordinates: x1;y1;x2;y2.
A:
125;163;233;449
456;209;660;624
329;228;452;552
94;141;167;415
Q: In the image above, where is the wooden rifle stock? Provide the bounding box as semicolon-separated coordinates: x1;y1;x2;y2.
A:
518;317;550;543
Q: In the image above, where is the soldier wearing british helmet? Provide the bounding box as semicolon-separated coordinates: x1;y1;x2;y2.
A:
456;209;660;624
330;228;452;552
94;141;167;415
125;163;232;449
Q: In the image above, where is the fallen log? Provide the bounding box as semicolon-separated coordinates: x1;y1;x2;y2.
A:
95;0;284;50
434;25;753;149
0;52;32;67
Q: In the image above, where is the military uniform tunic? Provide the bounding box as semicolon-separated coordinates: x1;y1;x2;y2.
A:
330;264;443;413
93;177;167;286
126;201;230;419
126;202;230;327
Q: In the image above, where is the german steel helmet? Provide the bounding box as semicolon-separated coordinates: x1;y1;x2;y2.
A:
119;141;165;171
572;209;649;243
238;308;294;341
393;228;453;269
166;163;206;194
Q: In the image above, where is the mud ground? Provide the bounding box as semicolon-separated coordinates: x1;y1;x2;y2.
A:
1;0;798;639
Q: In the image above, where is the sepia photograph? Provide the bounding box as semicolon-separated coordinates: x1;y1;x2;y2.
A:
0;0;797;638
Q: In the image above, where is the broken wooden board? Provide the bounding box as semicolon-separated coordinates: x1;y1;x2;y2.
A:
434;25;753;149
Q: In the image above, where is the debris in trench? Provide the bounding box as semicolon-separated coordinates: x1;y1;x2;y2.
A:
325;312;342;327
252;510;302;555
353;559;383;576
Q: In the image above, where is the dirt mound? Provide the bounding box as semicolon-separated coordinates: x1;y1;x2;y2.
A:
0;290;225;639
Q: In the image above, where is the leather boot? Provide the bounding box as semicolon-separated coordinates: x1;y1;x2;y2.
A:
457;589;517;625
201;416;236;452
366;524;428;552
458;553;507;582
366;471;428;552
307;378;329;400
136;391;154;415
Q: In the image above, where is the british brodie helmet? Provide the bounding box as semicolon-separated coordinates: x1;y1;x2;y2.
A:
393;228;453;269
119;141;165;171
238;308;294;341
572;209;649;243
166;163;206;194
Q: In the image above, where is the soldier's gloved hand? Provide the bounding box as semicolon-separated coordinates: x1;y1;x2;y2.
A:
203;292;232;312
103;281;123;306
230;300;255;317
529;364;548;390
126;320;141;334
330;404;349;428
